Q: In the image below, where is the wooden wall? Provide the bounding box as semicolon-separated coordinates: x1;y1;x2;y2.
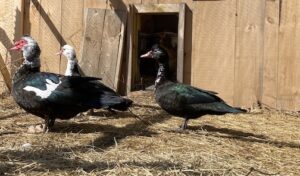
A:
3;0;300;111
0;0;23;94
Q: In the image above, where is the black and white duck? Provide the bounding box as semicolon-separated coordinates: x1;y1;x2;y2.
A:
140;44;246;129
56;44;81;76
11;35;133;132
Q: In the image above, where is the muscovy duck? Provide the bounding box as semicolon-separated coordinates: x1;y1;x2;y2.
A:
11;35;133;132
140;44;246;129
57;44;101;115
56;44;81;76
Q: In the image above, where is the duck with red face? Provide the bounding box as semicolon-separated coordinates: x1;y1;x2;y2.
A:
11;35;133;133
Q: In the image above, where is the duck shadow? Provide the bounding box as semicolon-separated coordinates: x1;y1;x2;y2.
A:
189;125;300;149
84;111;171;149
51;122;157;138
189;125;267;139
87;110;133;118
51;110;170;134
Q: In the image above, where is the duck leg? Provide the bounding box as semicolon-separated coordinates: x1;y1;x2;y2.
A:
86;109;95;116
43;117;55;132
107;108;116;114
180;118;189;130
27;117;54;133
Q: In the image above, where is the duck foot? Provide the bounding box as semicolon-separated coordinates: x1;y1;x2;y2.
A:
107;108;116;114
180;118;189;130
81;109;95;116
86;109;95;116
167;127;189;134
27;124;48;133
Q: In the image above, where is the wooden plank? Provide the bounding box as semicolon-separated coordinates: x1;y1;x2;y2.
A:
292;0;300;110
234;0;265;107
192;0;236;104
177;3;186;83
80;8;127;90
142;0;158;4
39;0;62;73
134;4;180;13
98;10;127;89
261;0;280;109
129;5;140;91
79;8;106;78
23;0;31;35
158;0;181;4
60;0;84;74
11;0;24;74
183;4;192;84
0;54;12;91
277;0;298;110
84;0;107;9
14;0;24;41
26;0;41;40
126;5;135;93
114;11;127;90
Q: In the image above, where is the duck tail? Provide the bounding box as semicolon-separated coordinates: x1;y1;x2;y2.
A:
111;97;133;111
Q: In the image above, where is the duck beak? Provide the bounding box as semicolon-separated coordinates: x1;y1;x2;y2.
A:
55;49;63;56
10;41;22;51
140;51;154;59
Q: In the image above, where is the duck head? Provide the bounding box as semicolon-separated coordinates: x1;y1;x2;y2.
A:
140;44;170;87
140;44;169;64
11;35;41;68
56;44;76;61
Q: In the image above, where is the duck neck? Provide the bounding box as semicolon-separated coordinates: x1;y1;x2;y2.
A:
13;52;41;84
155;62;169;88
65;58;77;76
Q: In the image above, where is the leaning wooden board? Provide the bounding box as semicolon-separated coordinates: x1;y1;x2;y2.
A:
79;8;127;91
0;54;11;91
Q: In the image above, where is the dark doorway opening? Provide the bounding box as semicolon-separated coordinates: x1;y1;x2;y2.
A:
136;14;178;90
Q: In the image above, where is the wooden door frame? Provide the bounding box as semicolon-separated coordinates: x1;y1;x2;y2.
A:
126;3;187;93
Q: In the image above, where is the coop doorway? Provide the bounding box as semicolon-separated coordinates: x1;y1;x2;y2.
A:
127;3;188;92
138;14;178;90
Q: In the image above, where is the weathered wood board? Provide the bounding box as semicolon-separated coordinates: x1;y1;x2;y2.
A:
261;0;280;109
234;0;265;107
80;8;127;90
5;0;300;110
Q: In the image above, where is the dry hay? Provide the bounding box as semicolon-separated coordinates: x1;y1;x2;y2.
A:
0;91;299;176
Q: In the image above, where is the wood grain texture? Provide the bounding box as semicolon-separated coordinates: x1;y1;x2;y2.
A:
234;0;265;107
192;0;236;105
60;0;84;74
98;10;126;89
177;3;186;83
16;0;300;110
80;9;106;77
39;0;62;73
277;0;300;110
134;4;180;13
0;54;12;91
183;4;192;84
261;0;280;109
80;8;127;90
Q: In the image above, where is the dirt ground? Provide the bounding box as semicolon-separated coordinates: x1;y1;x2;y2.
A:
0;91;299;176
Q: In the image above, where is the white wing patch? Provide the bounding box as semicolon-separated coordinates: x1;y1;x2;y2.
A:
23;79;61;99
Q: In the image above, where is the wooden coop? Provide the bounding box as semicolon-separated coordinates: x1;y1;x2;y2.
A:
1;0;300;111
